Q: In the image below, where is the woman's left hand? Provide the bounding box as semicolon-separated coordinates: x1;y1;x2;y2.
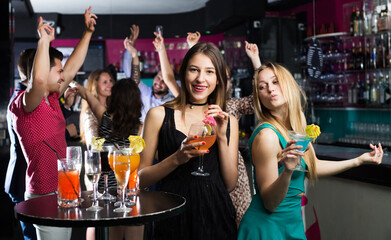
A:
204;104;230;139
358;143;383;165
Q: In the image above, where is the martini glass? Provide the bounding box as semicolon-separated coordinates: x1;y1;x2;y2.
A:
287;130;312;172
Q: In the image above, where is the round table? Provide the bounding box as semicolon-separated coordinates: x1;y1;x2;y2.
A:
14;190;186;239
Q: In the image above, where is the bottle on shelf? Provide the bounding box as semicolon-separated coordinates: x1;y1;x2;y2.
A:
356;41;364;70
353;75;360;104
370;72;379;104
363;2;372;35
365;42;371;69
372;5;379;34
379;72;386;104
349;42;356;70
363;74;371;104
354;6;363;36
138;51;144;73
371;39;377;69
350;6;357;36
348;80;355;104
385;74;391;104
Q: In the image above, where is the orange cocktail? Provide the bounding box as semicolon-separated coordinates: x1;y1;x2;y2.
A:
58;170;80;206
114;155;131;187
127;154;140;190
188;135;216;150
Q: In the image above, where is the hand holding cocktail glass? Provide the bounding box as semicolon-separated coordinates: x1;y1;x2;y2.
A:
286;124;321;172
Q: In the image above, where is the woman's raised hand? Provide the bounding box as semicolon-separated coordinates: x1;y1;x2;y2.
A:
152;32;165;52
187;31;201;48
204;105;229;139
281;140;304;171
84;6;97;33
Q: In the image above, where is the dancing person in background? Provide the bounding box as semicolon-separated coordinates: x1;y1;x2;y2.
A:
123;25;174;122
9;7;96;240
139;42;239;239
79;69;114;147
237;62;383;239
153;31;262;225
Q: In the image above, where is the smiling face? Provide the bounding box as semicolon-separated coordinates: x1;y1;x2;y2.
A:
256;67;286;112
152;71;169;97
97;72;114;97
47;58;64;93
185;53;217;104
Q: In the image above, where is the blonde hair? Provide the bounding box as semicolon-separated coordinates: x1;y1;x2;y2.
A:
253;62;317;182
79;69;112;143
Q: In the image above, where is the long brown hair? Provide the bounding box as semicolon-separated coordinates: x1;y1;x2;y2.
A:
165;42;228;118
107;78;142;137
253;62;317;182
79;69;113;143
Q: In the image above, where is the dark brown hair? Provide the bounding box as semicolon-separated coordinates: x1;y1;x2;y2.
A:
107;78;142;137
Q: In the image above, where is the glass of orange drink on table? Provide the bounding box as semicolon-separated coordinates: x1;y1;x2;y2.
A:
113;147;132;212
57;158;80;208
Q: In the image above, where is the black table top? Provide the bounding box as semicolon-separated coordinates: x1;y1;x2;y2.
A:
14;190;186;228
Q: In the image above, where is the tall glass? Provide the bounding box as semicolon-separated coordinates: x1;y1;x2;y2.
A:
99;145;116;201
188;123;216;177
127;154;140;203
66;146;82;201
287;130;312;172
57;158;80;208
113;148;132;213
85;150;103;211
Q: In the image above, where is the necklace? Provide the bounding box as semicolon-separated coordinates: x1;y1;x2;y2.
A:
189;101;208;109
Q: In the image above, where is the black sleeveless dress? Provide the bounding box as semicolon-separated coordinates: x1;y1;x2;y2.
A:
153;107;237;240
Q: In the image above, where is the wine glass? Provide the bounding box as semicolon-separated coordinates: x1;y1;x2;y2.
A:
98;145;116;201
113;148;132;213
287;130;312;172
188;123;216;177
85;149;103;211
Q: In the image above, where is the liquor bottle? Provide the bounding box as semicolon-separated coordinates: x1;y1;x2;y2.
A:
365;42;371;69
372;40;377;69
379;5;389;32
370;73;379;104
353;76;359;104
363;2;372;35
379;72;386;104
349;42;356;70
363;74;371;104
350;6;357;36
348;81;354;104
143;51;150;73
372;6;379;34
377;35;385;69
385;74;391;104
355;41;364;70
354;7;363;36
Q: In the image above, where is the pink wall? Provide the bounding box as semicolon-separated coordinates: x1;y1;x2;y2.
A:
52;34;224;68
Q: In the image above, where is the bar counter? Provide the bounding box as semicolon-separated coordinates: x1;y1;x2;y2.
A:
313;144;391;187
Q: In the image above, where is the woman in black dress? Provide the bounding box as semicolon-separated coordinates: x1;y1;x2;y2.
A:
139;42;239;240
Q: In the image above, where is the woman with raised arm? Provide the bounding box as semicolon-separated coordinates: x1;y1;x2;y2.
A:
153;32;262;225
139;42;239;239
237;62;383;239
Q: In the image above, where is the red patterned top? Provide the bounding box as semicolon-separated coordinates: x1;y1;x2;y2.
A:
10;91;66;195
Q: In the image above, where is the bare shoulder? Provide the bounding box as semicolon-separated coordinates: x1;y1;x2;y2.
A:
252;128;281;160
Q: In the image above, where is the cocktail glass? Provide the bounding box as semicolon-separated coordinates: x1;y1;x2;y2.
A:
57;158;80;208
85;150;103;211
188;123;216;177
98;145;116;201
287;130;312;172
127;154;140;203
113;148;132;212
